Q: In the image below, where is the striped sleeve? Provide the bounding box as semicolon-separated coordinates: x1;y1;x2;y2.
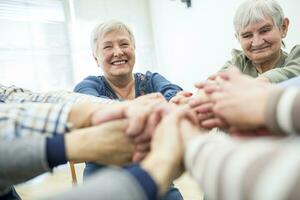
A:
0;103;72;140
185;133;300;200
266;87;300;135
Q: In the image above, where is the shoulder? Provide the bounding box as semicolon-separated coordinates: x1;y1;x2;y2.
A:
74;75;104;92
230;48;246;59
288;45;300;55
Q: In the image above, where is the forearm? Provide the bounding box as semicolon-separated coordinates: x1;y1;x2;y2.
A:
0;103;72;140
185;133;300;200
265;87;300;135
0;84;113;104
141;153;177;196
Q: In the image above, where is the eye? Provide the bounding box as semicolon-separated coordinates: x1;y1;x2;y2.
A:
241;34;252;39
120;43;129;47
103;45;112;50
260;28;271;34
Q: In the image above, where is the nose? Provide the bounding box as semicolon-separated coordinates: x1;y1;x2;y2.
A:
113;45;124;57
251;34;265;47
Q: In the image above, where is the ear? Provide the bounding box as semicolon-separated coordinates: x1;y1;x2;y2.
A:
93;54;101;68
235;32;240;42
281;18;289;38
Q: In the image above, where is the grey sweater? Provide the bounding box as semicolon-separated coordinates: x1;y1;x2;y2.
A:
0;136;50;195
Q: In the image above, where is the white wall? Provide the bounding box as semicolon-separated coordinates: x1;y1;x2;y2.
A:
149;0;300;91
68;0;156;84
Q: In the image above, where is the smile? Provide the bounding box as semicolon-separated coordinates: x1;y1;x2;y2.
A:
111;60;127;65
251;45;270;52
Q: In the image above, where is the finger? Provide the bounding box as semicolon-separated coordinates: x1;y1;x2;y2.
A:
135;141;151;151
132;151;148;163
126;111;148;136
197;112;214;122
201;118;223;129
194;102;214;113
189;97;211;108
203;84;221;94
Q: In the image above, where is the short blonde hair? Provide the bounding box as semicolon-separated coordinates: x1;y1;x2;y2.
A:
90;20;135;57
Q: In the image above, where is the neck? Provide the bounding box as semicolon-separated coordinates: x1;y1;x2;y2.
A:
105;74;135;100
254;51;281;73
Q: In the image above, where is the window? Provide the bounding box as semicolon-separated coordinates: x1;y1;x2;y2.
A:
0;0;73;91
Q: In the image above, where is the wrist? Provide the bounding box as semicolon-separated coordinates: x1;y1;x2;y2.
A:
141;152;181;196
68;103;104;128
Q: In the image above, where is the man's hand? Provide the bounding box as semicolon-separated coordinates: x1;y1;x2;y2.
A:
65;120;135;165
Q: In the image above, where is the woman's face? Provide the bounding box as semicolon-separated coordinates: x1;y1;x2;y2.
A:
96;30;135;79
237;16;288;66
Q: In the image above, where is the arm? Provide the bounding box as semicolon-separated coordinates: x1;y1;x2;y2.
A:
146;71;182;101
0;136;50;190
0;103;72;140
185;133;300;200
265;87;300;135
260;45;300;83
0;83;113;104
47;167;150;200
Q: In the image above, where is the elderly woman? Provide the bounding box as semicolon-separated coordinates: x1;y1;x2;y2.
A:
221;0;300;83
74;20;184;200
191;0;300;130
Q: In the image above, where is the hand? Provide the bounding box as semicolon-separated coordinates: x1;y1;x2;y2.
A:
67;102;104;128
91;93;166;136
189;87;226;129
141;105;198;196
65;119;135;165
209;67;276;131
170;91;193;105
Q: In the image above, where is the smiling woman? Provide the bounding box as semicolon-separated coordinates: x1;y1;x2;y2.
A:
221;0;300;83
73;20;184;200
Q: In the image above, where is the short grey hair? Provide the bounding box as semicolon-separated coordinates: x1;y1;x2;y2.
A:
90;20;136;57
234;0;285;34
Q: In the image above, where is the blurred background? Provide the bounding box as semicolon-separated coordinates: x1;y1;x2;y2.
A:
1;0;299;92
1;0;300;199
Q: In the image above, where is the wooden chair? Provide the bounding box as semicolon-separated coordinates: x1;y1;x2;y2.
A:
69;161;78;186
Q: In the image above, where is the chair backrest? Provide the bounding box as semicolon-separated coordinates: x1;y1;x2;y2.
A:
69;161;78;186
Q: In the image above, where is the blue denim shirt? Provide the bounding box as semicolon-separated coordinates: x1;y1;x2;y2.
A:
74;71;182;101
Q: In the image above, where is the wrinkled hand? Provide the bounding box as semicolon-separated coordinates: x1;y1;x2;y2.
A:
209;67;275;131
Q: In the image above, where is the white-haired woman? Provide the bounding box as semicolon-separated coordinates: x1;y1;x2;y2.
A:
74;20;184;200
193;0;300;130
221;0;300;83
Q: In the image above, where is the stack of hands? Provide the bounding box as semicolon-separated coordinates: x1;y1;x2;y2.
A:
170;67;277;136
63;67;279;195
